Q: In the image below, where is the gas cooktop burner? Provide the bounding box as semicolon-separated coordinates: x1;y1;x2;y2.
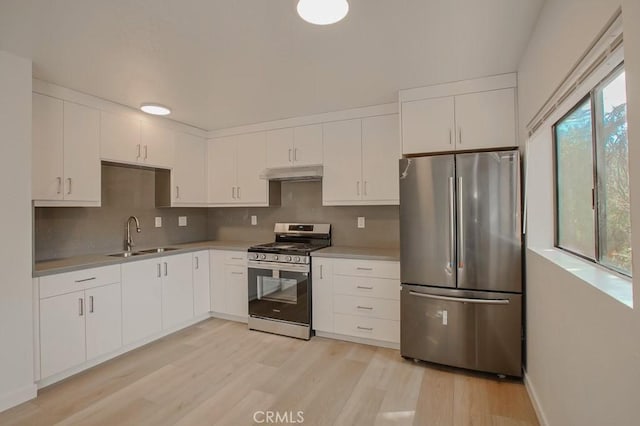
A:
248;223;331;259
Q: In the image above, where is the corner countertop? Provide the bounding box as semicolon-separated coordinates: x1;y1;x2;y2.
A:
312;246;400;262
34;240;260;278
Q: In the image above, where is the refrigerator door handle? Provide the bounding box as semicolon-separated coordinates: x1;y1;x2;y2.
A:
448;176;455;271
458;176;464;269
408;291;510;305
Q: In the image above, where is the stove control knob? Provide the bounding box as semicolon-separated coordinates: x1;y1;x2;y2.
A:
260;254;266;260
273;255;279;261
294;256;300;263
253;253;259;260
286;256;292;262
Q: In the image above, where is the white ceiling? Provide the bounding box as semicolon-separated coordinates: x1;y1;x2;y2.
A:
0;0;543;131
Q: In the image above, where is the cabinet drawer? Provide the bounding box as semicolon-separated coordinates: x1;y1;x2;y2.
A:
40;265;121;299
333;259;399;279
333;275;400;300
219;250;247;266
333;295;399;321
333;313;399;343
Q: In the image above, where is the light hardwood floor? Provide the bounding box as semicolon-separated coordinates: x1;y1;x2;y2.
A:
0;319;539;425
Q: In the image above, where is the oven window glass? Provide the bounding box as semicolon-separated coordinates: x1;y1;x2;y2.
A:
258;276;298;304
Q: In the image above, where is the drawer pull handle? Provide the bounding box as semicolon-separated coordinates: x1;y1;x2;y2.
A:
75;277;96;283
231;257;243;260
231;272;244;275
356;267;373;271
356;286;373;290
357;306;373;310
357;326;373;331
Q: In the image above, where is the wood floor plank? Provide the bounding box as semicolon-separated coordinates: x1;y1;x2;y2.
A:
0;318;540;426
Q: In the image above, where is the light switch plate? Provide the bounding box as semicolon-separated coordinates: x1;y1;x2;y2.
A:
155;217;162;228
357;217;365;228
178;216;187;227
251;215;257;226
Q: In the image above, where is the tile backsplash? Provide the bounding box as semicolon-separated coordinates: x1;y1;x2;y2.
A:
34;164;208;261
35;168;400;262
208;181;399;248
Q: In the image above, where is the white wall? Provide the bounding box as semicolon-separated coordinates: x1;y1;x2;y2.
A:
518;1;640;425
0;51;35;411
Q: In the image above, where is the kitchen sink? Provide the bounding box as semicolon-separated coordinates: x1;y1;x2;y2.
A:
108;251;145;258
138;247;179;254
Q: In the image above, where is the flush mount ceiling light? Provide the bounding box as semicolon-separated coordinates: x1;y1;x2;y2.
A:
140;103;171;116
297;0;349;25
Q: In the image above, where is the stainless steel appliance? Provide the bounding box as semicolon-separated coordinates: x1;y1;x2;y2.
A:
247;223;331;340
399;150;522;377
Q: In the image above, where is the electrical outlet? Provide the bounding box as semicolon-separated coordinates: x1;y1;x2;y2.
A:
178;216;187;227
251;215;257;226
357;217;365;228
155;217;162;228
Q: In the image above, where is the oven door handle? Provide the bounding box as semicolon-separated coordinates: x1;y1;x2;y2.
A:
247;261;310;273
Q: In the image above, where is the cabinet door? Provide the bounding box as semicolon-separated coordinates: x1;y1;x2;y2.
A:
161;253;194;329
322;119;363;205
141;121;175;168
208;136;237;204
40;291;86;378
210;251;227;314
236;132;268;205
266;128;294;168
362;115;400;204
122;259;163;345
173;132;207;204
293;124;323;166
100;111;140;163
32;93;64;200
85;283;122;360
225;265;248;318
63;102;101;203
454;88;516;150
401;96;455;154
312;258;333;333
193;251;211;316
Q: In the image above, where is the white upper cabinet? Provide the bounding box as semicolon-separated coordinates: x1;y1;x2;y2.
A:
100;111;140;163
322;119;363;204
141;121;175;169
400;74;517;154
100;112;175;169
266;127;294;168
323;115;400;206
454;88;516;150
32;93;100;206
362;115;400;203
173;132;207;205
266;124;323;168
402;96;455;154
208;132;269;206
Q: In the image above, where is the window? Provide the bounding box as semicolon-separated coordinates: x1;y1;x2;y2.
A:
554;65;631;276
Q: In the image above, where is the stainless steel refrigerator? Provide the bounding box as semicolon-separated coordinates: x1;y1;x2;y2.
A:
399;150;522;377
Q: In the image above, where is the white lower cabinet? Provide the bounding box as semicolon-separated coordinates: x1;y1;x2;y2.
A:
38;265;122;379
161;253;194;329
312;257;400;345
193;251;211;316
122;258;163;345
210;250;248;320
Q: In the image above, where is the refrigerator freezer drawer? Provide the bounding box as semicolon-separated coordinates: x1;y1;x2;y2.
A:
400;284;522;377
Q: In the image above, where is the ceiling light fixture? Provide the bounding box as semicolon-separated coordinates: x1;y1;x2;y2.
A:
297;0;349;26
140;103;171;116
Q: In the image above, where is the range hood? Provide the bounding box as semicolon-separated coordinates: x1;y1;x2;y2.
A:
259;165;323;182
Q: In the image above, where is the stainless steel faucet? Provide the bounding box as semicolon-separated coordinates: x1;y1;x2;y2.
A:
125;216;141;252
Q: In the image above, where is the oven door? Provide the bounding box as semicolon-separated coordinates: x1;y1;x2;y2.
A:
247;260;311;325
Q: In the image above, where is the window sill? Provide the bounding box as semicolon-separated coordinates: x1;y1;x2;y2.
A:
528;247;633;308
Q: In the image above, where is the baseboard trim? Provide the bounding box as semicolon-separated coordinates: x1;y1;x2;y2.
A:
0;383;37;413
210;311;248;324
523;369;549;426
315;331;400;350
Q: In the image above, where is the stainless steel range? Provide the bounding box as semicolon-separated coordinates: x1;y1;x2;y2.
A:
247;223;331;340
